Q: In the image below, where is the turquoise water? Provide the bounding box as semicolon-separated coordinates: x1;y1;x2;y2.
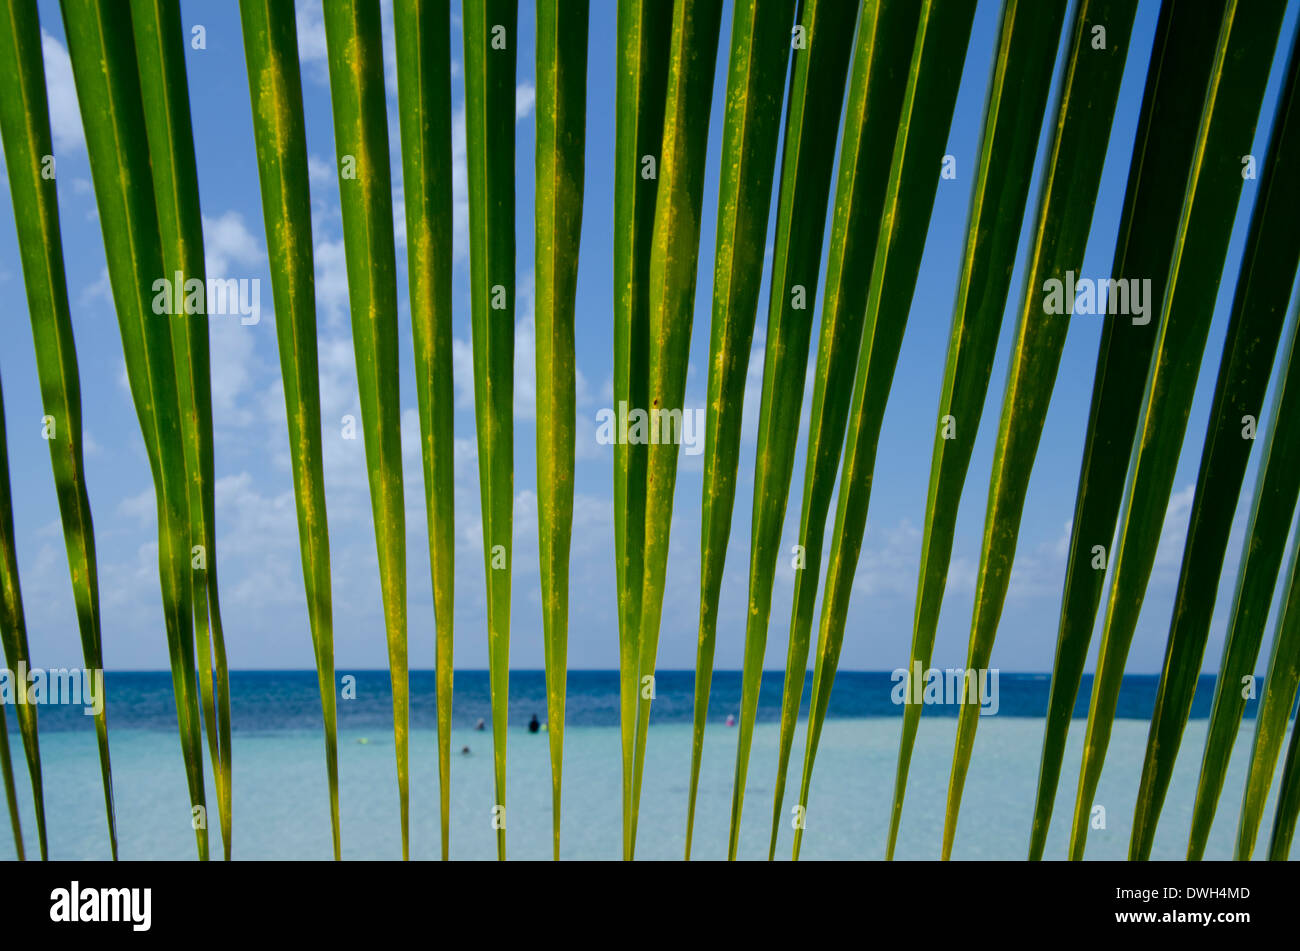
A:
0;712;1282;860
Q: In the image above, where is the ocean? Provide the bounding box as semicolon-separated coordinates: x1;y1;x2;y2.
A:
0;671;1289;860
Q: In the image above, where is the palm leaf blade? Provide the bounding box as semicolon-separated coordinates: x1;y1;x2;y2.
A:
769;0;922;860
462;0;517;861
322;0;409;858
792;0;978;860
889;0;1070;861
534;0;588;860
628;0;725;858
941;0;1136;858
238;0;341;859
613;0;673;860
393;0;456;861
729;0;859;859
1028;0;1231;860
1132;25;1300;860
686;0;794;860
1069;0;1287;859
1188;296;1300;859
60;0;208;859
129;0;233;860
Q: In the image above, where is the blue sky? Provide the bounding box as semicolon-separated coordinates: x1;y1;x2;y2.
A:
1;0;1298;675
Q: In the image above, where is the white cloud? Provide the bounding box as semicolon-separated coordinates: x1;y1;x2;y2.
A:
1153;483;1197;576
308;154;335;186
515;82;536;120
1053;518;1073;559
79;268;111;308
513;272;537;419
117;487;155;525
203;211;265;278
452;105;469;262
314;236;351;327
451;336;475;410
294;2;329;83
209;317;262;429
41;31;83;155
741;330;766;443
851;519;924;599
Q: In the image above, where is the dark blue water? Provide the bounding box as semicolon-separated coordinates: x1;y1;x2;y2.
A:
5;670;1259;733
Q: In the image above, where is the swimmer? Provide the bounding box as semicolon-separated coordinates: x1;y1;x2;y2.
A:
460;745;471;755
725;714;736;727
475;717;486;731
528;713;540;734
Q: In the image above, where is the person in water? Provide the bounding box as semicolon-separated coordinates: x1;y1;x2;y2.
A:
528;713;540;734
474;717;486;731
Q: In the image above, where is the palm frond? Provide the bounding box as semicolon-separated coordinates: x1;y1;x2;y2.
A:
941;0;1136;858
613;0;673;861
687;0;794;860
1030;0;1231;859
238;0;340;858
462;0;518;861
1188;295;1300;859
891;0;1070;861
60;0;208;859
1069;0;1287;860
321;0;409;859
769;0;921;860
792;0;978;860
1133;24;1300;859
728;0;857;861
393;0;456;861
628;0;725;858
534;0;588;860
128;0;232;860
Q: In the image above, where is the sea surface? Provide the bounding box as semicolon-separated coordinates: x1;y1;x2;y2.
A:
0;670;1291;860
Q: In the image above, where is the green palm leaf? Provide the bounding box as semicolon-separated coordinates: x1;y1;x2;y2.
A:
322;0;409;859
1237;519;1300;858
613;0;673;861
728;0;857;861
239;0;340;859
0;375;37;860
1189;297;1300;860
462;0;517;861
1028;0;1230;860
1;0;122;860
60;0;208;859
393;0;455;861
0;702;20;857
628;0;724;859
1068;0;1287;860
890;0;1069;861
686;0;793;860
768;0;920;861
1268;691;1300;858
792;0;978;860
534;0;587;861
129;0;232;860
941;0;1136;859
1132;26;1300;860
